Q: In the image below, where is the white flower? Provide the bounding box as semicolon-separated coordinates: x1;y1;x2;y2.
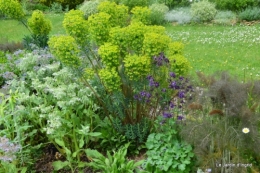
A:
242;128;250;134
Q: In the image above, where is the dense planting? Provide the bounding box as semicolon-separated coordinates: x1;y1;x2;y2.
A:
1;0;260;172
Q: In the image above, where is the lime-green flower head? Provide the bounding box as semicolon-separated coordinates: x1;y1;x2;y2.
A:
28;10;52;35
98;43;120;68
0;0;25;19
124;55;151;81
48;35;81;67
63;10;89;45
99;68;121;92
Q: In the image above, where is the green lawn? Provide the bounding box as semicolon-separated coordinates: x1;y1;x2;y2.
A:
165;23;260;81
0;13;65;43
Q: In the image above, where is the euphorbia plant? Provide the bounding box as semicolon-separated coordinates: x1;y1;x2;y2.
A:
48;1;191;143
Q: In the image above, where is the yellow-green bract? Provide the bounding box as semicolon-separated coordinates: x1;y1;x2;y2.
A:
63;10;89;45
0;0;25;19
98;68;121;92
124;55;151;81
48;35;81;67
27;10;52;35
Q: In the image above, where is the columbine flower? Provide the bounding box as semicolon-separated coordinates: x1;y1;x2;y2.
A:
242;128;250;134
163;112;173;118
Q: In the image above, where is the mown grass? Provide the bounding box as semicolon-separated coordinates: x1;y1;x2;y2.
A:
0;13;65;43
165;23;260;81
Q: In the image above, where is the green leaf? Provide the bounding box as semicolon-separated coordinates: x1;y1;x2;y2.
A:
79;137;84;148
88;132;102;137
55;138;65;147
178;163;186;171
52;161;70;170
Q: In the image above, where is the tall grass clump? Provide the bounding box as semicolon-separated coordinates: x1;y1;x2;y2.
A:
164;7;192;24
213;10;236;25
238;7;260;21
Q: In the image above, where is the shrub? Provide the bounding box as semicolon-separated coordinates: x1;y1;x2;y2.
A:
27;10;52;35
131;6;151;25
40;0;84;9
98;1;129;27
149;3;169;25
164;7;192;24
120;0;148;10
214;0;254;11
191;0;217;22
238;7;260;21
49;2;63;13
213;10;236;25
0;0;25;19
78;0;101;19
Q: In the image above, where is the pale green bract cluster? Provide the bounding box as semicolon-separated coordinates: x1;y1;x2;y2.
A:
27;10;52;35
98;68;121;92
0;0;25;19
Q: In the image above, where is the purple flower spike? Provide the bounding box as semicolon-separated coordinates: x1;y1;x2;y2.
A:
169;81;177;89
177;115;184;120
178;91;185;98
163;112;173;118
169;101;175;108
169;72;176;78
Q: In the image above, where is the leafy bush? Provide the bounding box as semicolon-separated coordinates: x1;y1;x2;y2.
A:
78;0;101;19
165;7;192;24
49;2;63;13
0;0;25;19
191;0;217;22
120;0;148;10
213;10;236;25
238;7;260;21
131;6;151;25
40;0;84;9
149;3;169;25
98;1;129;27
214;0;254;11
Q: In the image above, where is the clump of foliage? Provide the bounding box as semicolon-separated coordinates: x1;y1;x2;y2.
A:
191;0;217;22
214;0;254;11
78;0;102;19
131;6;151;25
98;1;129;27
85;143;144;172
120;0;148;10
180;72;260;172
48;1;191;145
213;10;236;25
48;35;81;67
165;7;192;24
27;10;52;35
238;7;260;21
144;117;195;172
149;3;169;25
62;9;88;45
0;0;25;19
